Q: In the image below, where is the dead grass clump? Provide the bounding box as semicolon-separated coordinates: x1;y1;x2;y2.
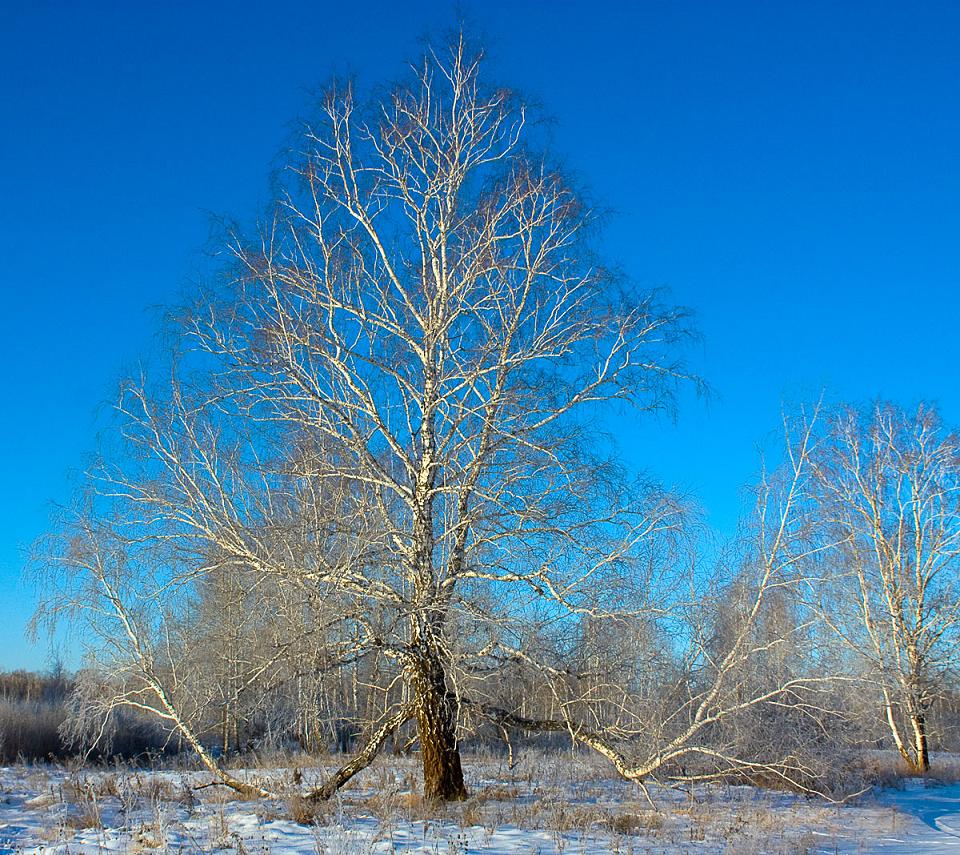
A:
142;775;178;802
37;821;70;844
287;794;318;824
364;787;434;822
285;792;337;826
64;805;103;830
472;785;520;803
61;779;103;830
199;779;266;805
131;825;165;850
607;810;664;835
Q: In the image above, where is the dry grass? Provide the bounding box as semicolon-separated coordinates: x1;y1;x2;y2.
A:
284;793;338;826
607;810;665;835
7;747;959;853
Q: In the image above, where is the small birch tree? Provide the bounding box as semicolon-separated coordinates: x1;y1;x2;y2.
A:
805;402;960;772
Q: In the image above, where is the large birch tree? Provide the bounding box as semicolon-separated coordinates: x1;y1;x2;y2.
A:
39;35;694;801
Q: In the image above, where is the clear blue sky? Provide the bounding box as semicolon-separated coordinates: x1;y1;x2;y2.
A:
2;1;958;670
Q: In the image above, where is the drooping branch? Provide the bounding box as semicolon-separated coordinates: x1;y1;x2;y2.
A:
462;692;838;798
306;704;415;801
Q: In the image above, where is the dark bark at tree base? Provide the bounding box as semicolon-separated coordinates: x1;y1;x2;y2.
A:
411;663;467;801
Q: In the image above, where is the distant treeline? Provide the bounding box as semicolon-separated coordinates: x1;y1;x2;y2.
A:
0;669;169;762
0;669;68;761
5;663;960;779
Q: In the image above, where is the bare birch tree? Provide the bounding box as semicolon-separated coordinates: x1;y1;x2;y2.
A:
805;402;960;772
36;34;695;801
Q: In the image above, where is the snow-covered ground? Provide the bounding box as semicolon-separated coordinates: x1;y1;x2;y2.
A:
0;753;958;853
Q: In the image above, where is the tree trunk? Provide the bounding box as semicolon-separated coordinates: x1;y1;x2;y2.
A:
911;713;930;773
221;705;232;757
410;658;467;801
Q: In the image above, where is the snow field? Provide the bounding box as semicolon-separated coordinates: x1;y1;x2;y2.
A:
1;752;959;853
